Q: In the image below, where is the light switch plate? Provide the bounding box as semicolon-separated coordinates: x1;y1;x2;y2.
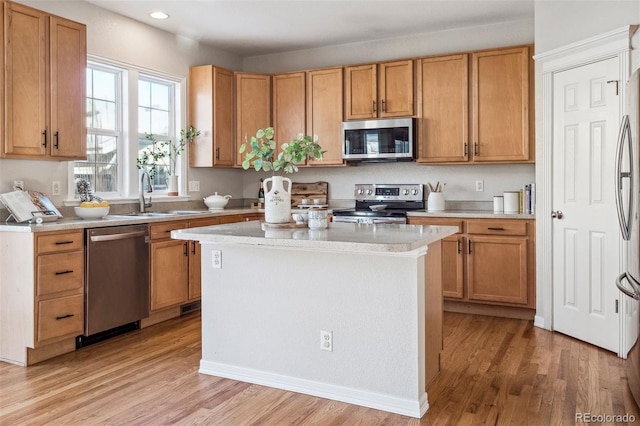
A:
188;181;200;192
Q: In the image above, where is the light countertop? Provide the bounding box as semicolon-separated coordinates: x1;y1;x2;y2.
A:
172;221;458;253
407;210;535;220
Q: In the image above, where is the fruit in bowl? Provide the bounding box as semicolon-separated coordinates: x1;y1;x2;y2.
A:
74;200;110;219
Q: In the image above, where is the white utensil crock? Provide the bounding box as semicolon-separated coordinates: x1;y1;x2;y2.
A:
427;192;445;211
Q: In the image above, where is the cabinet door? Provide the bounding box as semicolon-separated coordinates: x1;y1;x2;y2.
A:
467;236;528;305
417;54;468;163
306;67;344;166
272;72;306;155
189;65;234;167
49;15;86;159
471;46;530;162
3;2;48;158
378;60;414;118
150;239;189;311
235;73;271;167
344;64;376;120
442;235;465;299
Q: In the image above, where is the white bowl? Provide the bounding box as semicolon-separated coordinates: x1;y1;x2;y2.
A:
74;206;110;219
204;193;232;210
292;212;309;224
369;204;388;211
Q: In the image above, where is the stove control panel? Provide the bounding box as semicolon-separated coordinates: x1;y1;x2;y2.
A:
354;184;423;201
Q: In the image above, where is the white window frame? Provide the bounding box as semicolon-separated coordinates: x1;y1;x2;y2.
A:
67;55;187;205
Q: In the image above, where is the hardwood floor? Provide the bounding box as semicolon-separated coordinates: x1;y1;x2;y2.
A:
1;311;638;425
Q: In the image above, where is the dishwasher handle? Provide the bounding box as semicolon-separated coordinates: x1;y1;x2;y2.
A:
90;230;148;243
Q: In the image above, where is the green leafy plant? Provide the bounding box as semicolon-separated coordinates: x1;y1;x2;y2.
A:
137;126;200;178
239;127;324;174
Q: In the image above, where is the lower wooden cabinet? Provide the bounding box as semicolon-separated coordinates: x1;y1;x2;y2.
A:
408;217;535;309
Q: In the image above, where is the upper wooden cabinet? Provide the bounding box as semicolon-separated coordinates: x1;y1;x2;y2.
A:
2;1;86;160
235;73;271;167
471;46;531;162
272;71;307;152
344;59;414;120
306;67;344;166
417;46;532;163
189;65;235;167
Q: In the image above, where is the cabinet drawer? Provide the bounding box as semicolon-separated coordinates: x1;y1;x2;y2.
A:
219;214;261;224
37;230;84;254
150;221;188;240
37;251;84;296
37;294;84;343
467;220;528;236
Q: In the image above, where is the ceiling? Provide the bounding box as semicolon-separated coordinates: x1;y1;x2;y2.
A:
83;0;534;57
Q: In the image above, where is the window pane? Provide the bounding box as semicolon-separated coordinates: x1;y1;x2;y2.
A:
138;107;151;134
77;134;118;194
137;136;169;191
93;69;117;102
95;163;117;193
151;109;169;135
151;82;169;110
93;99;117;130
86;98;94;128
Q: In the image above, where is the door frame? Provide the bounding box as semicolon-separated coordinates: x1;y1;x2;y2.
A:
534;26;635;357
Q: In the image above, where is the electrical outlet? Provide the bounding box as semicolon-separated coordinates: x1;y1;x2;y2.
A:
212;250;222;269
320;330;333;352
52;181;61;196
475;180;484;192
188;180;200;192
13;180;24;191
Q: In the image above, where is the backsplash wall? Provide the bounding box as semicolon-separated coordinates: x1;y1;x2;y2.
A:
240;162;536;205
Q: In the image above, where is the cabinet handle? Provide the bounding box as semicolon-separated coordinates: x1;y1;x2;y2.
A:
55;270;74;275
463;143;468;156
191;241;196;255
183;242;188;256
56;314;74;320
381;99;386;112
42;130;48;148
372;100;376;113
457;238;462;254
55;240;75;245
468;240;472;254
474;142;478;156
54;131;60;149
487;227;505;231
216;147;220;160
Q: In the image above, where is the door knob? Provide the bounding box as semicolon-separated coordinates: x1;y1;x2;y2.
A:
551;210;564;219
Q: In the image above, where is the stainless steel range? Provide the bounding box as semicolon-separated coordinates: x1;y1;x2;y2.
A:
332;184;424;224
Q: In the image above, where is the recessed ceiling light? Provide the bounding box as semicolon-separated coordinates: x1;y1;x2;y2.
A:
150;11;169;20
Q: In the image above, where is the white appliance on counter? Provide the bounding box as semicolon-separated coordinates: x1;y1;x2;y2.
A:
615;68;640;407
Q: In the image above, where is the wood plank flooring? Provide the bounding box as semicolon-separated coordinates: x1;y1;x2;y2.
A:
1;311;638;425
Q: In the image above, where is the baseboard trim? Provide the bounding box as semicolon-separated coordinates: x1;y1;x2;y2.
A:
444;300;535;320
199;360;428;418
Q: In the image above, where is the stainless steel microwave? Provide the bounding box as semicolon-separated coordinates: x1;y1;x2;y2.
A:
342;118;415;162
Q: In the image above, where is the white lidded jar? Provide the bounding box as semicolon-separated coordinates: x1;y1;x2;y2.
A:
263;176;292;223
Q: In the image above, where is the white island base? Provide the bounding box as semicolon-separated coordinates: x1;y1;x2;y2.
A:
173;222;456;418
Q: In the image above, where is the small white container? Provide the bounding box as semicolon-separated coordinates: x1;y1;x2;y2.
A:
308;209;328;229
427;192;445;211
493;196;504;213
503;191;520;213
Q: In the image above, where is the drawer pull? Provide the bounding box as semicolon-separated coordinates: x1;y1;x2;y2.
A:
191;241;197;255
55;314;74;320
468;240;472;254
55;240;75;245
55;270;74;275
487;227;505;231
457;238;462;254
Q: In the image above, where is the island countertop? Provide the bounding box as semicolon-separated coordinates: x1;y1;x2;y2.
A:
172;221;458;254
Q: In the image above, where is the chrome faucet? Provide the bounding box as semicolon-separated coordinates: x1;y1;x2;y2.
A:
140;171;153;213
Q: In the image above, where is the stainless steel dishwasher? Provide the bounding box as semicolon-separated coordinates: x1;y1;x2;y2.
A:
79;224;150;346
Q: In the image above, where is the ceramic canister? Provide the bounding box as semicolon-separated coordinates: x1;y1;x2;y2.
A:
503;191;520;213
493;196;504;213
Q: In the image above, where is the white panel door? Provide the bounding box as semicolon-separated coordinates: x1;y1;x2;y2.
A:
552;57;621;352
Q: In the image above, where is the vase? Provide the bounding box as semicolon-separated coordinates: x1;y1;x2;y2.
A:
264;176;292;223
167;175;179;196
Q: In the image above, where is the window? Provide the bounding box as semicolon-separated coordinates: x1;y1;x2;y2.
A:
75;64;121;195
137;76;176;190
71;58;183;200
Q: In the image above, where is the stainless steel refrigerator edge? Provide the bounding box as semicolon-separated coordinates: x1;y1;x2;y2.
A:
84;224;150;337
615;68;640;407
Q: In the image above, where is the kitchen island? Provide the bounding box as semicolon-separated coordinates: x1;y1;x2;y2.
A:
172;221;457;418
